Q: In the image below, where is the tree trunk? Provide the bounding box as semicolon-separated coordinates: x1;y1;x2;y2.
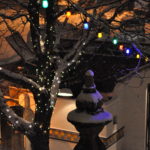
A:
29;134;50;150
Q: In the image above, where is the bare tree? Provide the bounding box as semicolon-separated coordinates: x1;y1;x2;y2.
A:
0;0;149;150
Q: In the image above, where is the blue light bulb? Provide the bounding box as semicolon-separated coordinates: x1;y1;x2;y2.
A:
125;48;130;54
83;22;89;30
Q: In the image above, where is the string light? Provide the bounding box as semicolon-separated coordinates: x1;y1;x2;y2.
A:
15;120;19;124
125;48;131;55
118;44;124;51
4;2;149;137
42;0;49;8
136;54;140;59
145;57;149;62
83;21;89;30
112;37;118;45
43;130;47;134
97;32;103;38
29;125;32;128
66;11;72;18
6;109;10;112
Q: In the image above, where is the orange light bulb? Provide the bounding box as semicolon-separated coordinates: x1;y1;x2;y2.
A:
118;44;124;51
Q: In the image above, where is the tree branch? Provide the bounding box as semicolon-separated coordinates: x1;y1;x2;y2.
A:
0;67;47;94
65;31;97;67
67;0;118;30
0;13;28;21
0;97;34;135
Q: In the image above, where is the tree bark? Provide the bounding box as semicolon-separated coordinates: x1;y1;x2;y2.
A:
29;133;50;150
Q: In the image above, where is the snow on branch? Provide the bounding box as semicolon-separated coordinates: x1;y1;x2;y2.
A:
63;32;88;61
62;31;96;69
0;97;34;135
6;32;37;63
0;67;47;94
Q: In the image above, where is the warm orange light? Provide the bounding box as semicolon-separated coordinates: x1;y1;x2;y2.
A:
17;66;23;70
118;44;124;51
66;11;72;18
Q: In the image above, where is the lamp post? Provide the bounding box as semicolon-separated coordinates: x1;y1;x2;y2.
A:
67;70;112;150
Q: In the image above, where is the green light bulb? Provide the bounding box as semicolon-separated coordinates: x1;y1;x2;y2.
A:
112;38;118;45
42;0;48;8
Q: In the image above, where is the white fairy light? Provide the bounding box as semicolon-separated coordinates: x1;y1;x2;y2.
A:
15;120;19;124
29;124;32;128
39;87;45;91
6;109;10;112
67;63;71;66
51;101;54;105
43;130;47;134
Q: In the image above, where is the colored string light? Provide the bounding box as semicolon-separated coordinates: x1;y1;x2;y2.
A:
112;37;118;45
42;0;49;8
118;44;124;51
97;32;103;38
125;48;131;55
83;21;89;30
136;54;140;59
66;11;72;18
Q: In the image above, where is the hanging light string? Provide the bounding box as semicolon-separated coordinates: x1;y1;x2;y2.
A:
1;0;150;136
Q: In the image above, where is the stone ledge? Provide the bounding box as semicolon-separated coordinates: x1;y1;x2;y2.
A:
49;127;125;148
